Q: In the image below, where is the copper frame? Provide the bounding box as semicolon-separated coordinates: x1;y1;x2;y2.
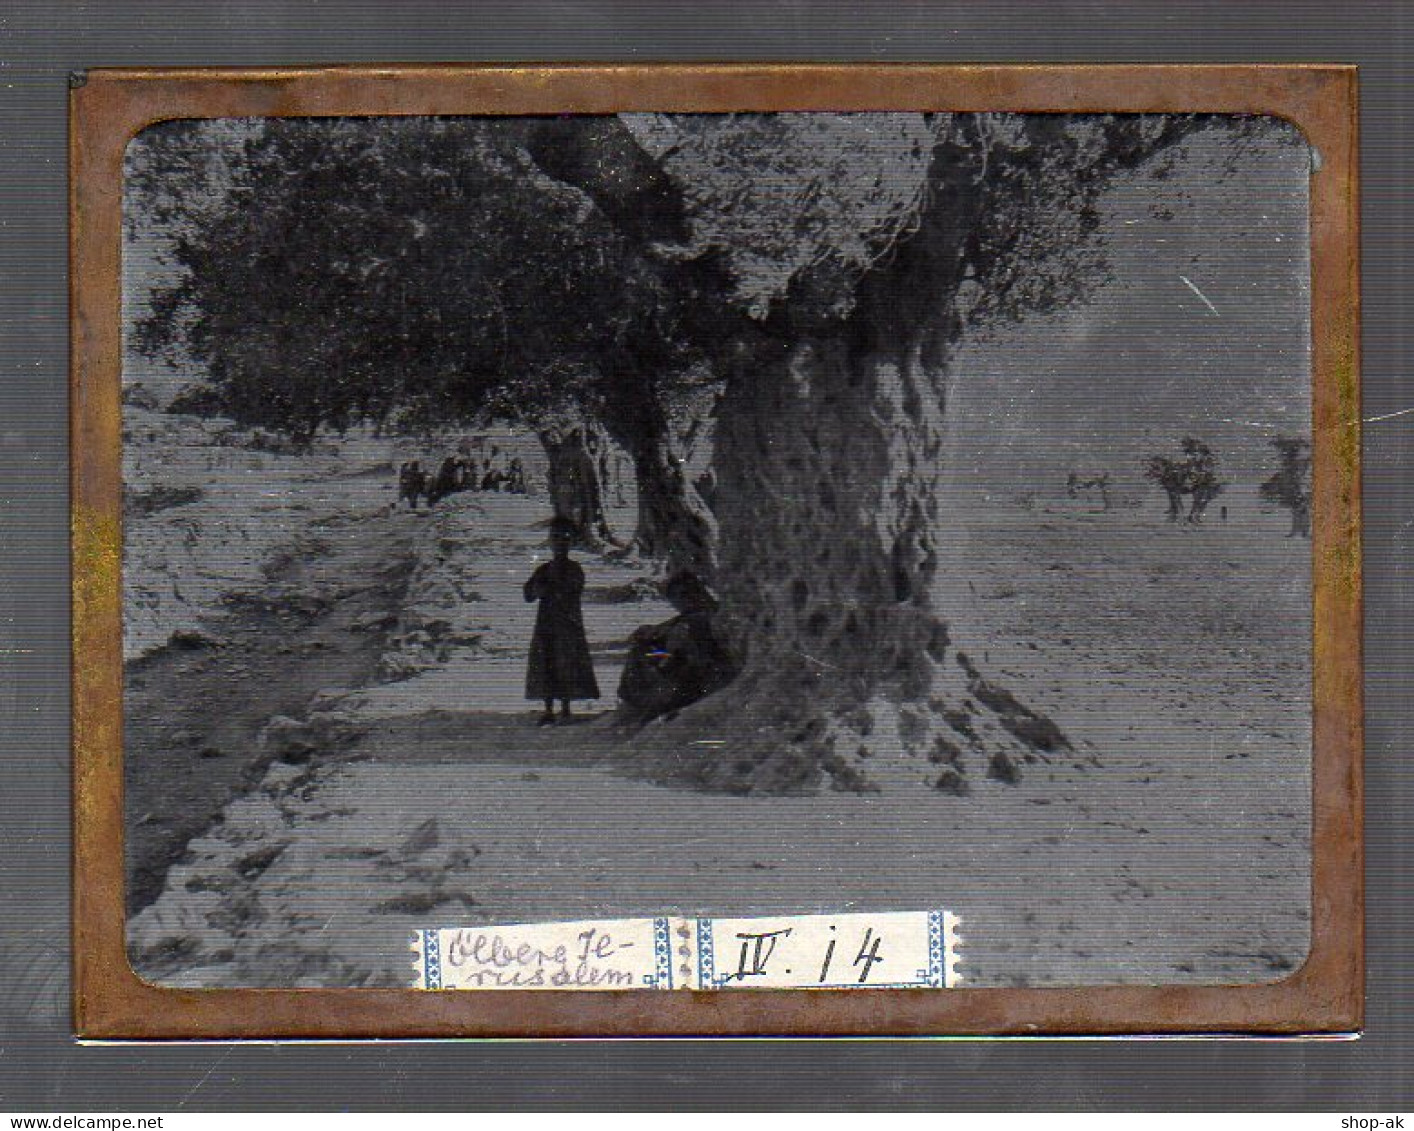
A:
71;63;1362;1039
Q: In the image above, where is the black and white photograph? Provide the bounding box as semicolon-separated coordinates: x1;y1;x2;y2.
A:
119;110;1314;991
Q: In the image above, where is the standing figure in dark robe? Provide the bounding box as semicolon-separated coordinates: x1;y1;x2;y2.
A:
398;461;427;511
524;517;600;724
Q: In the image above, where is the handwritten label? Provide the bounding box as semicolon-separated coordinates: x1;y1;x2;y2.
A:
412;911;961;991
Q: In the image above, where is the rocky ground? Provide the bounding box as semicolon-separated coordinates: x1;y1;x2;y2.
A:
123;508;417;913
122;423;1312;990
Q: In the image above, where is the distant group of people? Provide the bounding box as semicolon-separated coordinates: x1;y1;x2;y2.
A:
397;448;528;511
395;443;736;726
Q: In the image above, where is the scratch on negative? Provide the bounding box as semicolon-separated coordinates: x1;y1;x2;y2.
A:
796;650;840;671
1362;407;1414;425
1178;274;1220;317
178;1047;236;1108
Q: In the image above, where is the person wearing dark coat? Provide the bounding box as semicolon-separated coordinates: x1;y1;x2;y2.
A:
480;457;505;492
523;517;600;724
618;571;737;722
429;456;460;504
398;461;426;510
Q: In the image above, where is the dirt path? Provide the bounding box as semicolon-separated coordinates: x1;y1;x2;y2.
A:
126;487;1311;991
124;504;417;913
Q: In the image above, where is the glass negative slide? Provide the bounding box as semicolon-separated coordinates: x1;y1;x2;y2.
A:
70;64;1361;1038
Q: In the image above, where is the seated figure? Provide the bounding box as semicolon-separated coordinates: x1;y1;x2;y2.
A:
617;572;737;723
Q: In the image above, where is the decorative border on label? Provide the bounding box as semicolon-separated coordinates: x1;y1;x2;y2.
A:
412;910;962;991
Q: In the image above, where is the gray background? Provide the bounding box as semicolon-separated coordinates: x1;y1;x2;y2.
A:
0;0;1407;1111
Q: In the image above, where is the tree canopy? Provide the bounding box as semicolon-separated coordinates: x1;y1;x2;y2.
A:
130;112;1255;445
131;117;713;440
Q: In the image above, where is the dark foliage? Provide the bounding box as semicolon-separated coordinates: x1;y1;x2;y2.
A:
131;118;714;442
165;383;227;417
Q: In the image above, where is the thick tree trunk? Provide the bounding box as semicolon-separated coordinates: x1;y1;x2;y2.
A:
538;427;614;549
598;370;720;580
627;327;1070;794
528;114;1200;793
625;132;1073;794
629;438;718;579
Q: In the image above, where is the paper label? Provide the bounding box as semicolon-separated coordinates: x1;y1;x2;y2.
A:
412;910;961;990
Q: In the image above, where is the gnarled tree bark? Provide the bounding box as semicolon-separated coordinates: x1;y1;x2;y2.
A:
631;130;1072;794
626;433;718;579
534;113;1204;793
598;384;719;580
